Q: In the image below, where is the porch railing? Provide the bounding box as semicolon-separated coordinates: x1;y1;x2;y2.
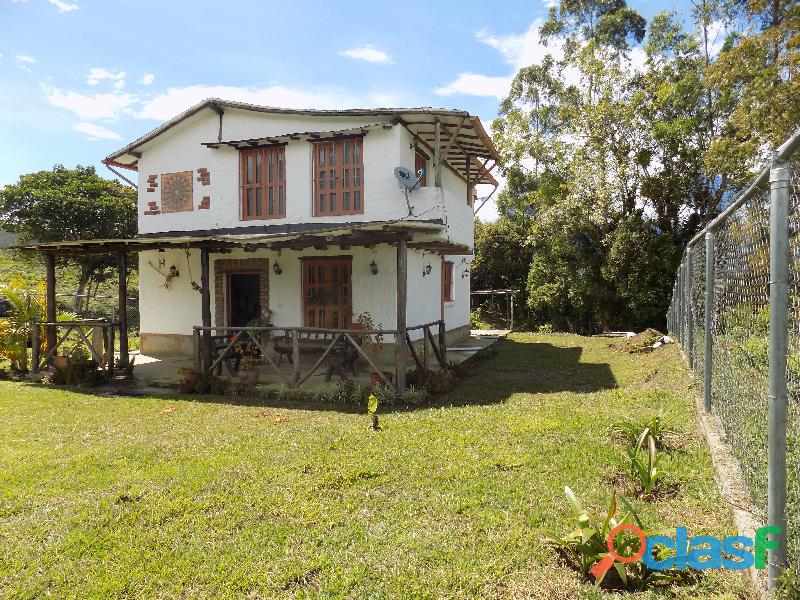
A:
192;320;447;393
30;319;118;374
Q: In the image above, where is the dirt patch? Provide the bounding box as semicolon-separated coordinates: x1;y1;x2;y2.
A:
611;328;664;353
603;471;681;501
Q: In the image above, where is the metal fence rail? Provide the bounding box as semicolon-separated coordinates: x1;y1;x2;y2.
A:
667;127;800;590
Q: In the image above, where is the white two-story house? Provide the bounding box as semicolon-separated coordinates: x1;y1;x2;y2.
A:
26;98;499;391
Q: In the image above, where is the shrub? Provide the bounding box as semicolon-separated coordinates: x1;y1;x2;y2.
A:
178;369;228;395
0;276;46;373
50;347;105;387
406;367;458;393
614;409;673;449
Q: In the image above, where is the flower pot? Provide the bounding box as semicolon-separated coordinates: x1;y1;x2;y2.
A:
371;371;394;386
239;369;260;385
53;355;71;370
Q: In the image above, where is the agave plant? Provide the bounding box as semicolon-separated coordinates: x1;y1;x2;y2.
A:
548;487;640;586
626;429;663;496
548;487;687;589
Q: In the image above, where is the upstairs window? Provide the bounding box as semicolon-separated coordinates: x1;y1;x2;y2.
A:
313;136;363;216
442;260;454;302
414;147;428;187
240;146;286;220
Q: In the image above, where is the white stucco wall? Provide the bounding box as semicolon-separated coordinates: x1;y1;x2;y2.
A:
139;248;207;336
134;108;474;246
139;244;469;345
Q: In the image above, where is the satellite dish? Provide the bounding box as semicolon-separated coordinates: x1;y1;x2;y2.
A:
394;166;420;191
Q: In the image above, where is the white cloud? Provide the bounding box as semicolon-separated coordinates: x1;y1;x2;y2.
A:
86;67;126;87
141;73;155;85
46;87;137;120
15;54;36;63
707;20;726;58
339;46;393;64
434;73;512;99
436;21;562;99
136;83;399;120
73;121;122;140
48;0;79;12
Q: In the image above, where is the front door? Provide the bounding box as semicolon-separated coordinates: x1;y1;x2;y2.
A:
302;257;352;328
228;273;261;327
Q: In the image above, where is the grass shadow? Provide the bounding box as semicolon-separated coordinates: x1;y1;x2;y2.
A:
18;336;618;414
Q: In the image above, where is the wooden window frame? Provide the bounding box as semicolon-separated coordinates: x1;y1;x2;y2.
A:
312;135;364;217
240;145;286;221
415;147;429;188
301;256;353;328
442;260;454;302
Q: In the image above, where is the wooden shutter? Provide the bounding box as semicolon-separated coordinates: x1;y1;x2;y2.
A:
240;146;286;220
313;136;363;216
302;257;352;328
442;261;454;302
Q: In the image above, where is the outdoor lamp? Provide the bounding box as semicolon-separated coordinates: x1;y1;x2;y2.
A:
423;263;432;277
370;260;378;275
461;268;470;279
273;262;283;275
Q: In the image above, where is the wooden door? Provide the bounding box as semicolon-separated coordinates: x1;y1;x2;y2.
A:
302;257;352;328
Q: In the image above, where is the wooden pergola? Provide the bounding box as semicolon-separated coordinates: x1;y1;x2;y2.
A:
18;220;467;392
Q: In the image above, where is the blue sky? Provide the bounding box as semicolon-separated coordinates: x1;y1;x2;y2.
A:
0;0;704;219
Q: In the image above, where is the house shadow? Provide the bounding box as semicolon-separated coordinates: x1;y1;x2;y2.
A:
425;339;618;410
21;338;618;415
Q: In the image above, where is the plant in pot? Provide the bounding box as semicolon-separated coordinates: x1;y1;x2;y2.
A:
238;353;260;385
357;312;392;386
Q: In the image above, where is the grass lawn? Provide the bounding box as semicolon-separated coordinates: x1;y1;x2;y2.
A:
0;333;754;598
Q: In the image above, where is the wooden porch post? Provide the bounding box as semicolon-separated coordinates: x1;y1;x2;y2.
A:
200;247;212;374
396;238;407;394
434;119;442;188
466;155;471;206
117;251;128;368
44;253;57;361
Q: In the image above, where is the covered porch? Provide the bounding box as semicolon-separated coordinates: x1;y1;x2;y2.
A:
20;220;471;394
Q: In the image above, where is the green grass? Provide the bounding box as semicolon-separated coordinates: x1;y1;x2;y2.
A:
0;333;754;598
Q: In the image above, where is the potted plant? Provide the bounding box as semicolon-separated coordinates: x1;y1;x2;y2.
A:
238;353;260;385
357;312;393;386
53;348;71;370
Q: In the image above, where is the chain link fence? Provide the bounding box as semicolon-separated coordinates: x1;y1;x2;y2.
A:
667;129;800;590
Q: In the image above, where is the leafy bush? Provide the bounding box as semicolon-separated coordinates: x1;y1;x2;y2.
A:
50;347;105;387
178;369;229;395
614;409;673;449
406;367;458;393
0;276;45;373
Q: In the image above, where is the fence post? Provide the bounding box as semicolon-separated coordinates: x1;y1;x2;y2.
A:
677;262;685;343
193;328;201;372
292;329;301;386
704;231;715;412
767;157;790;589
684;249;693;366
